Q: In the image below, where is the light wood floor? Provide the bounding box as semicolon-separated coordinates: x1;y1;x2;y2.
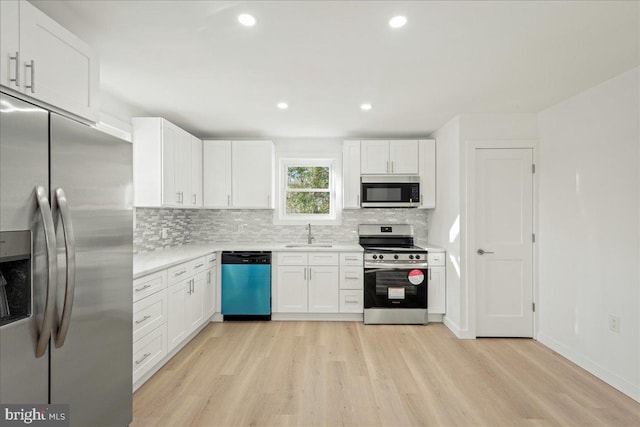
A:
131;322;640;426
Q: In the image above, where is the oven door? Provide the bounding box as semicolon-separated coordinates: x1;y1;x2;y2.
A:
364;266;428;308
360;177;420;208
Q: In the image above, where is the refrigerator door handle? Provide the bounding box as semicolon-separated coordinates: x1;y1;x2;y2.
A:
53;188;76;348
34;185;57;358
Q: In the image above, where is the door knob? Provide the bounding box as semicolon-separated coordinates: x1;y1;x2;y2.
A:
477;249;494;255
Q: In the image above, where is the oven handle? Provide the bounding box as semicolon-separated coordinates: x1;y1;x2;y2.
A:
364;264;429;271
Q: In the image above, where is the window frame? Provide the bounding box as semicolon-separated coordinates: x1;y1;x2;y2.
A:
275;156;342;225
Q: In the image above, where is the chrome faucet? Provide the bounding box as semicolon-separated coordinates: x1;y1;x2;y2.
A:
307;223;314;244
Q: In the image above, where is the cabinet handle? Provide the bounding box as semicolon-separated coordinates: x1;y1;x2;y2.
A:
9;52;19;87
421;194;423;206
345;296;358;303
191;279;195;294
135;284;152;292
193;194;196;204
429;268;432;280
345;274;358;280
391;161;394;173
227;195;231;206
208;271;211;284
135;315;151;325
345;256;358;261
309;268;312;280
176;192;181;204
195;263;204;269
135;352;152;365
174;270;186;277
25;60;35;93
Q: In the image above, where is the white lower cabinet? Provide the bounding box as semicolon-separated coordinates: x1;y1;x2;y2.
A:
427;252;446;314
308;266;339;313
275;251;362;314
133;252;216;390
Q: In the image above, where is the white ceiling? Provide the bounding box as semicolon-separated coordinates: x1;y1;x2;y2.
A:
33;1;639;139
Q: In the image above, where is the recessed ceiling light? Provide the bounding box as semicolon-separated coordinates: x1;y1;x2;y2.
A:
389;16;407;28
360;103;372;111
238;14;257;27
277;102;288;110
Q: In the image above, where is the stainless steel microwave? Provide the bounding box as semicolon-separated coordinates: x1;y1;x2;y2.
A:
360;175;420;208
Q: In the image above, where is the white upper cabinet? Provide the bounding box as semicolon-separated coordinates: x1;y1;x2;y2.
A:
342;140;361;209
232;141;274;208
203;140;232;208
418;139;436;209
132;117;202;208
203;140;274;209
0;0;99;122
190;136;203;207
360;140;419;175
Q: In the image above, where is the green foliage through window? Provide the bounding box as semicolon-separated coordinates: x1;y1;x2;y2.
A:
285;166;331;215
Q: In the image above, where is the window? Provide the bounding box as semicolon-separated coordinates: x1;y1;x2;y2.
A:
276;157;341;224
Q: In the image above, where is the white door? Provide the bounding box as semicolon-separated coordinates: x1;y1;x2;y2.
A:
190;136;202;207
308;266;339;313
360;140;389;174
167;281;188;351
187;272;206;332
203;140;232;208
20;0;99;121
389;140;419;174
175;128;191;205
232;141;273;208
205;267;216;318
342;140;361;208
427;267;446;314
276;266;308;312
161;121;179;206
475;148;533;337
418;139;436;209
0;0;19;90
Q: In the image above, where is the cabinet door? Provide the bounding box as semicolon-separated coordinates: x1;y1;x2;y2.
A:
428;267;446;314
342;140;361;209
161;121;179;206
389;140;419;174
190;136;202;207
360;140;389;174
0;0;19;90
276;266;308;312
203;140;232;208
308;266;339;313
167;280;188;352
232;141;273;208
174;128;192;206
19;0;99;122
418;139;436;208
187;273;206;333
205;267;216;318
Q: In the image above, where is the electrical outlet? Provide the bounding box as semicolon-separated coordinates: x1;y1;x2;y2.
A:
161;227;168;239
608;315;620;333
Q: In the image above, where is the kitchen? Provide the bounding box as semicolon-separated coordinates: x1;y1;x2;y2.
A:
0;1;639;426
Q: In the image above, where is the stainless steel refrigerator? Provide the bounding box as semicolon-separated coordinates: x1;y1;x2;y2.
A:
0;92;133;426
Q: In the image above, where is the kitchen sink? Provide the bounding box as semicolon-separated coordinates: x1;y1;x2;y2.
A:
284;243;333;248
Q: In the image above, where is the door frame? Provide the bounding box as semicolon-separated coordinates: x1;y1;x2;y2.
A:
464;139;538;339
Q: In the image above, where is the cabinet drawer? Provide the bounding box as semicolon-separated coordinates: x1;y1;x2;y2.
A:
132;324;167;384
339;266;363;290
340;252;363;266
206;253;217;268
277;252;308;266
133;270;166;302
167;256;207;285
133;289;167;343
339;290;363;313
427;253;445;266
308;252;339;266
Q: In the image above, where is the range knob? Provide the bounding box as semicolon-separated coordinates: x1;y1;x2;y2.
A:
372;255;378;260
409;255;414;260
394;255;399;260
415;255;421;260
379;255;384;260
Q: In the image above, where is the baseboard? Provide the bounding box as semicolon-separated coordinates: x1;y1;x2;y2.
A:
271;312;364;321
442;316;475;339
537;332;640;402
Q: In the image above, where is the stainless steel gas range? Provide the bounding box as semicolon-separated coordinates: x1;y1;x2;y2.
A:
359;224;429;325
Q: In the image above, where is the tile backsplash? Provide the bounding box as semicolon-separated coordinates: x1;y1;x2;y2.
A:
134;208;429;253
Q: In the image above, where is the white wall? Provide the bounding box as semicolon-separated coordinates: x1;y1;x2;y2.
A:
429;117;462;331
537;67;640;401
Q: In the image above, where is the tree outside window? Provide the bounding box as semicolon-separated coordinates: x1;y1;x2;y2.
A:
285;166;331;215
